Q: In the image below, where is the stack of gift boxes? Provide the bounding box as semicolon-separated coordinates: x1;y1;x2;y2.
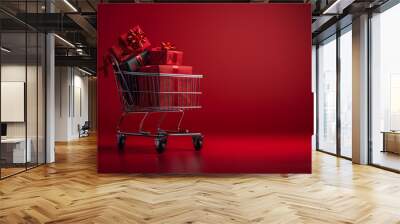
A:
110;25;193;108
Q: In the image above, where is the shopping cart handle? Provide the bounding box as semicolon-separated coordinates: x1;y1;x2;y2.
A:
139;131;151;135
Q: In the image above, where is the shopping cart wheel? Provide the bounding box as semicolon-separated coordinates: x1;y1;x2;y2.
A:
117;134;126;150
155;136;167;154
192;135;204;151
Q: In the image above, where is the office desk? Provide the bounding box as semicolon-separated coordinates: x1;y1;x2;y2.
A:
1;138;31;163
382;131;400;154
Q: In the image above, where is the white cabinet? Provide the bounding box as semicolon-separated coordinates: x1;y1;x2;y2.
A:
1;138;32;163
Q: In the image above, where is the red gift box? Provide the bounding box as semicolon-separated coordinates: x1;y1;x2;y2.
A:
121;51;148;71
110;26;151;63
139;65;192;74
135;75;188;108
137;64;194;108
110;45;132;62
119;26;151;55
148;49;183;65
148;42;183;65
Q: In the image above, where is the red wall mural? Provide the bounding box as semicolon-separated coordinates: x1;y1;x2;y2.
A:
97;3;313;173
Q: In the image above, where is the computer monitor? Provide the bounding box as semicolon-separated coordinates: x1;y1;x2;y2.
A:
1;123;7;137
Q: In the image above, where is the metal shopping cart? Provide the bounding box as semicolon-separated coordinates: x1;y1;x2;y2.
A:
110;55;204;153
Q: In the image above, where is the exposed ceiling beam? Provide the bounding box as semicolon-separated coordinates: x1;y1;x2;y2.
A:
312;15;334;33
51;0;97;47
55;55;96;69
86;0;97;12
0;8;38;32
67;13;97;46
11;13;83;32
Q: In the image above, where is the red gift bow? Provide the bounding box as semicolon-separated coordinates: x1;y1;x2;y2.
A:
127;28;147;49
160;41;176;50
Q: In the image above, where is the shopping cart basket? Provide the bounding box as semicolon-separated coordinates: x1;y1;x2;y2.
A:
110;55;204;153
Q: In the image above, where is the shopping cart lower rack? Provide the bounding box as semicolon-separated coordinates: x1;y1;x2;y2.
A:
111;55;204;153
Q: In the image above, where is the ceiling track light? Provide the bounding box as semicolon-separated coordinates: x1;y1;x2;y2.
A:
323;0;342;15
54;34;75;48
322;0;355;15
78;67;94;76
1;47;11;53
63;0;78;12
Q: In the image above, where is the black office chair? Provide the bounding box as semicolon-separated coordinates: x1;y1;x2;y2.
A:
79;121;90;138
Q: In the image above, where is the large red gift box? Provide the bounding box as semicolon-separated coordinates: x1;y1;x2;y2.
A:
138;63;193;107
148;42;183;65
119;26;151;55
135;75;189;108
138;72;196;109
139;65;192;74
120;51;148;71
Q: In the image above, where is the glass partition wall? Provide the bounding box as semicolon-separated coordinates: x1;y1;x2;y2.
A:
316;26;352;159
370;3;400;171
0;2;46;179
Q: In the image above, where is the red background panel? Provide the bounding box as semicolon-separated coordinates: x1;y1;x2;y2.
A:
97;3;313;173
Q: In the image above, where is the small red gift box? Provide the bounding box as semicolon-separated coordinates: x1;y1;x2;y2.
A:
148;42;183;65
139;65;192;74
119;25;151;55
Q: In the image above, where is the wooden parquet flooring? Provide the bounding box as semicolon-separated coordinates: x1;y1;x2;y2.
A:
1;135;400;224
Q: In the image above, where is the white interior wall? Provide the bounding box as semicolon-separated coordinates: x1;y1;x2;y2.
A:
72;73;89;138
55;67;89;141
1;65;26;139
55;67;70;141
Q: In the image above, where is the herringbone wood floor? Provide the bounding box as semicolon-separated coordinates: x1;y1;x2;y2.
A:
1;136;400;224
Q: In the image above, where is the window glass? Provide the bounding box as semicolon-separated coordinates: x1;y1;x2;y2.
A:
0;1;46;179
340;28;352;158
1;28;28;178
312;46;317;150
371;3;400;170
318;36;337;154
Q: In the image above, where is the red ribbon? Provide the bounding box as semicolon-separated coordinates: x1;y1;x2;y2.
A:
126;28;147;49
161;41;176;50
